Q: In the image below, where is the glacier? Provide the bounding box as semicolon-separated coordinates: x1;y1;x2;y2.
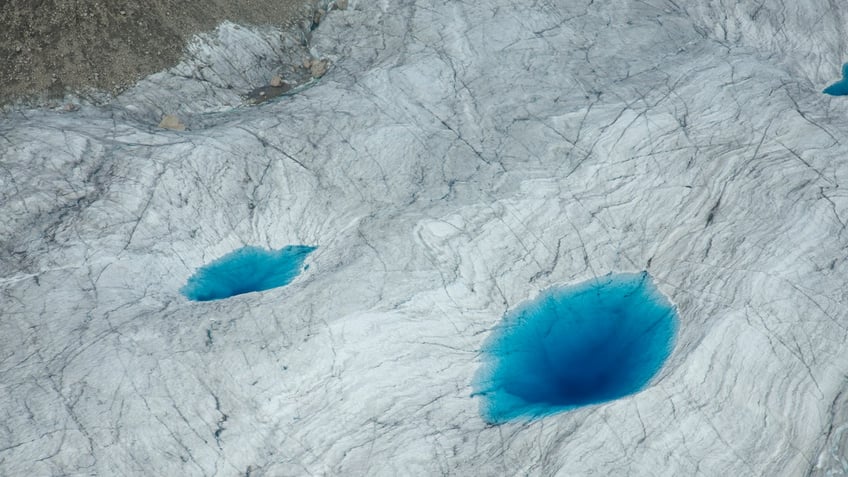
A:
2;0;848;475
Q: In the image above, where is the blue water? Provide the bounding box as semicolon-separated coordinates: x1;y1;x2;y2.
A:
823;64;848;96
472;272;678;424
181;245;316;301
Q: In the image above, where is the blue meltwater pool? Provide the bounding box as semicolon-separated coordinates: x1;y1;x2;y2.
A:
824;64;848;96
181;245;316;301
472;272;678;424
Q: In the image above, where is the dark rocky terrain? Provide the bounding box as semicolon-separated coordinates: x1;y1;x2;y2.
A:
0;0;319;104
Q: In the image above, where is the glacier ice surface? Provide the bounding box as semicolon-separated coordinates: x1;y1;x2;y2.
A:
4;1;848;475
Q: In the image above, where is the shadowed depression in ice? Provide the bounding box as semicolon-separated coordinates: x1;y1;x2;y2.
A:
181;245;316;301
472;272;678;424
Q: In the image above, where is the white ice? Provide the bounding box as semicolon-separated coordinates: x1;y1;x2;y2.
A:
2;0;848;475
